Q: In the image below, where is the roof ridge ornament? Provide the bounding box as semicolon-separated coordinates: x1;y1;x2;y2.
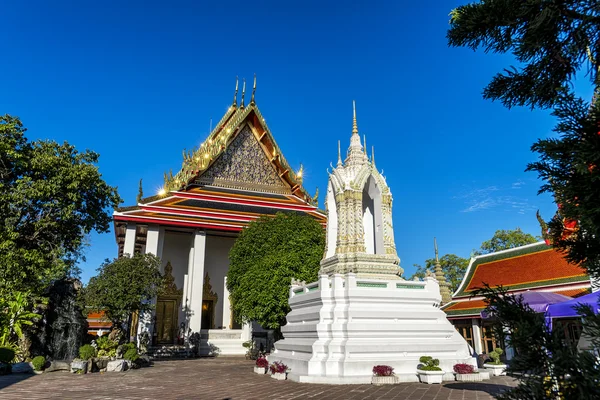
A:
232;76;238;107
250;74;256;105
337;140;342;167
241;78;246;108
433;237;452;304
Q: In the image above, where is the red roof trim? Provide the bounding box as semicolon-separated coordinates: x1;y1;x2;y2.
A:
113;215;243;232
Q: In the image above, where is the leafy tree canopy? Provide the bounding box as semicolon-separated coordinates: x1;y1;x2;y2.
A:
81;253;163;326
410;254;469;293
0;115;121;299
475;228;539;255
226;213;325;331
448;1;600;277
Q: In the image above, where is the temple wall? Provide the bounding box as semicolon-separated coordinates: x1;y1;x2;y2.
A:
204;235;236;328
161;231;193;325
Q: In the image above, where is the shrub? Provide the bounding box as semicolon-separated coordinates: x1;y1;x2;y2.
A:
122;342;136;352
489;348;504;365
97;349;116;358
418;356;442;371
372;365;394;376
256;357;269;368
0;347;15;363
96;336;118;351
269;361;288;374
79;344;96;360
31;356;46;371
453;363;475;374
124;348;139;362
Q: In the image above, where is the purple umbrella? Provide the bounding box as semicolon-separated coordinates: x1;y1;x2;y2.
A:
513;291;573;313
546;291;600;319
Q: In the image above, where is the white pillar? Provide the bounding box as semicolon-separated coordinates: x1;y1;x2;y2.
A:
223;277;231;329
472;319;483;355
123;222;137;256
188;231;206;333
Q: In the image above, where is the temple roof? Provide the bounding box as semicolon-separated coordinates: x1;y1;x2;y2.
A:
443;242;591;318
113;82;326;255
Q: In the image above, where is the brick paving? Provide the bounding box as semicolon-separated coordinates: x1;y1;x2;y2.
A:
0;357;516;400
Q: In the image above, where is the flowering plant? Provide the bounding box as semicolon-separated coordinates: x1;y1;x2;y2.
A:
453;363;476;374
372;365;394;376
256;357;269;368
269;361;288;374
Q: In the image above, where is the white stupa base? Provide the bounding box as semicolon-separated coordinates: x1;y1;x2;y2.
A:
270;273;476;384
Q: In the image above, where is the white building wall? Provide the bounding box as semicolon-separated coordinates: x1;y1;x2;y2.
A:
161;231;193;326
204;235;236;328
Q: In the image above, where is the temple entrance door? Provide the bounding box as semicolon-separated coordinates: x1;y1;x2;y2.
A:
202;300;214;329
156;299;177;344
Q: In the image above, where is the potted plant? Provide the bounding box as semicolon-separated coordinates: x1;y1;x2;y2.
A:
483;348;506;376
254;356;268;374
31;356;46;375
417;356;445;384
372;365;398;385
453;363;482;382
269;361;288;380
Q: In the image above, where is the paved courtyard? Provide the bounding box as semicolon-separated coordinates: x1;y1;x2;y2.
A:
0;357;515;400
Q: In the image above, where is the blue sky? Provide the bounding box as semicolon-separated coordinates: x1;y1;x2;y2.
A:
2;1;564;282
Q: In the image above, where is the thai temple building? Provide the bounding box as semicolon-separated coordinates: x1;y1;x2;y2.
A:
112;79;325;354
271;103;475;383
443;242;592;358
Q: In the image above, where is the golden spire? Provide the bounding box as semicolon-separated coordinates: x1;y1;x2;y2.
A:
250;74;256;105
241;78;246;108
346;100;365;166
232;76;238;107
433;237;452;304
337;140;342;167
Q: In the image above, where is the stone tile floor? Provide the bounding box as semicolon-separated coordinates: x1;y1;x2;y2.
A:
0;357;516;400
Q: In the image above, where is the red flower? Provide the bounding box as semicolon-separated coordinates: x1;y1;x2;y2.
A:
453;363;475;374
372;365;394;376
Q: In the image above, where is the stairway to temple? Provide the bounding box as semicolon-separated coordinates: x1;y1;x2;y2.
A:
147;345;190;359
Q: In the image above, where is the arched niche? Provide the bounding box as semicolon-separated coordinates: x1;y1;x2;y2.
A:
325;182;338;258
362;175;384;255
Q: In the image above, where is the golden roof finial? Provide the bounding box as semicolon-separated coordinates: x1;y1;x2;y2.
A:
232;76;238;107
250;74;256;105
363;134;367;155
337;140;342;167
352;100;358;135
434;237;440;263
241;78;246;108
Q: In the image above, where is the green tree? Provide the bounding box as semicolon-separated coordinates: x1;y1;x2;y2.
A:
474;285;600;399
81;253;163;337
410;254;469;293
0;115;121;299
476;228;539;255
227;213;325;332
447;1;600;278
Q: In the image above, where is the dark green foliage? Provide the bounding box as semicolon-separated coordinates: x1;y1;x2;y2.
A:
475;228;539;255
122;342;136;352
124;348;139;362
227;213;325;330
411;254;469;292
81;253;163;327
447;1;600;278
31;355;45;371
0;115;121;299
418;356;442;371
474;285;600;399
79;344;96;360
0;347;15;363
488;348;503;365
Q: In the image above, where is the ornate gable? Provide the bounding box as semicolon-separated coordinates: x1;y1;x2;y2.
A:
195;126;291;194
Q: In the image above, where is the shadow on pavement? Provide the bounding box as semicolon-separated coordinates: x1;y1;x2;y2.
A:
0;373;34;390
445;381;514;396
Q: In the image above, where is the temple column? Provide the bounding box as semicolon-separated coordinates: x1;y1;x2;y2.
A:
222;277;231;329
188;231;206;333
471;319;483;355
123;222;137;256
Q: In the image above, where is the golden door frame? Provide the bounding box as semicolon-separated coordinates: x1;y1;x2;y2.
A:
156;262;183;343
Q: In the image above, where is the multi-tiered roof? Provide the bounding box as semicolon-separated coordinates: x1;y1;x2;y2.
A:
443;242;591;318
113;78;326;255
